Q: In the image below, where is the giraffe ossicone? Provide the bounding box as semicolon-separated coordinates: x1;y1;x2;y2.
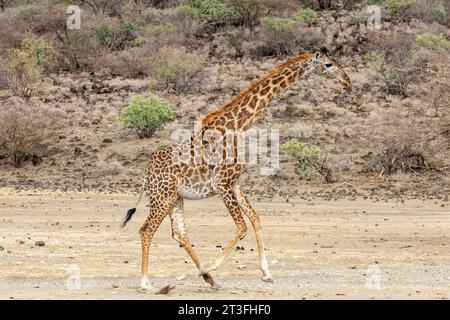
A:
121;50;352;292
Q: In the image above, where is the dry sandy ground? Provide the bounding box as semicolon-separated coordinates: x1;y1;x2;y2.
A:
0;187;449;300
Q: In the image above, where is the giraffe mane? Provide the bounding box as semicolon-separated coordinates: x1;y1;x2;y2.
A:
201;53;314;129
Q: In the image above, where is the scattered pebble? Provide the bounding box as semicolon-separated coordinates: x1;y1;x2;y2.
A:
35;241;45;247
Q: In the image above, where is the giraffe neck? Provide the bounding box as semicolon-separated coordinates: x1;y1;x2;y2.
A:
201;53;313;132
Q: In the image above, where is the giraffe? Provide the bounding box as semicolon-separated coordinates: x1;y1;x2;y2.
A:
122;48;352;291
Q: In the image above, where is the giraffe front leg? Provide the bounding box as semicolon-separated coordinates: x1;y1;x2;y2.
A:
206;185;247;273
236;186;273;283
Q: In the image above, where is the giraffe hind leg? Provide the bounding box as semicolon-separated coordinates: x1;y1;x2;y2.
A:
235;186;273;283
139;184;178;291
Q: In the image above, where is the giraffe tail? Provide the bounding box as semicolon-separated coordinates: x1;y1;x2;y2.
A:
121;176;147;228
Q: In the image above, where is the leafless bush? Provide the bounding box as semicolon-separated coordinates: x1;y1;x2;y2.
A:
80;0;127;17
307;156;337;183
0;0;13;11
0;102;59;167
363;144;434;176
223;0;279;32
297;0;338;10
98;45;151;77
138;0;180;8
150;46;205;93
405;0;447;23
256;20;324;57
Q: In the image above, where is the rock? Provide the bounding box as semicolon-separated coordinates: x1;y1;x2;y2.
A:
74;147;82;156
102;138;113;144
0;245;4;251
35;241;45;247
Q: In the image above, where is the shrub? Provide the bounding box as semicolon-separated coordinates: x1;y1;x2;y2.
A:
224;0;271;31
260;17;297;39
95;17;136;50
364;0;381;4
405;0;447;22
21;36;56;70
362;51;384;72
16;4;40;19
151;47;205;93
142;0;180;8
413;32;450;53
0;103;56;167
386;0;416;15
384;70;402;95
433;2;447;20
0;48;41;97
291;8;316;23
80;0;126;16
119;94;174;138
281;139;320;180
346;11;367;25
256;16;323;57
364;143;433;175
177;0;235;24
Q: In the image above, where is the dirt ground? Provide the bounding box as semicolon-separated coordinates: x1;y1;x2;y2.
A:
0;187;449;300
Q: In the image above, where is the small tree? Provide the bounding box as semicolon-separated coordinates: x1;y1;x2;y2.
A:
0;104;56;167
151;46;205;93
0;48;41;97
119;94;174;138
281;139;335;182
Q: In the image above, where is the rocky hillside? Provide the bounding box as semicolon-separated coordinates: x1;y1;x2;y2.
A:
0;0;448;199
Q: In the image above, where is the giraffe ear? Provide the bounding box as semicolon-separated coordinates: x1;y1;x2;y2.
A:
315;51;321;59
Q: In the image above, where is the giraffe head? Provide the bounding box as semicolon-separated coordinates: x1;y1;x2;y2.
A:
305;48;352;88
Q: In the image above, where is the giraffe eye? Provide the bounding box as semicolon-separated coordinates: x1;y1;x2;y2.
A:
324;63;333;68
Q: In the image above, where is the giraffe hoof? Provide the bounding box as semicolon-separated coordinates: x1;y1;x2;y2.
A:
262;276;274;283
140;278;154;292
202;272;218;288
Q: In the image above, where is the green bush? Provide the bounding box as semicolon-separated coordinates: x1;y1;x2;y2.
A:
364;0;381;4
291;8;316;23
280;139;321;180
362;51;384;72
177;0;234;24
386;0;416;15
16;4;40;19
21;36;55;70
119;95;174;138
0;48;41;97
413;32;450;53
385;70;401;94
346;11;367;24
260;17;297;40
152;47;205;93
96;18;135;49
433;2;447;20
